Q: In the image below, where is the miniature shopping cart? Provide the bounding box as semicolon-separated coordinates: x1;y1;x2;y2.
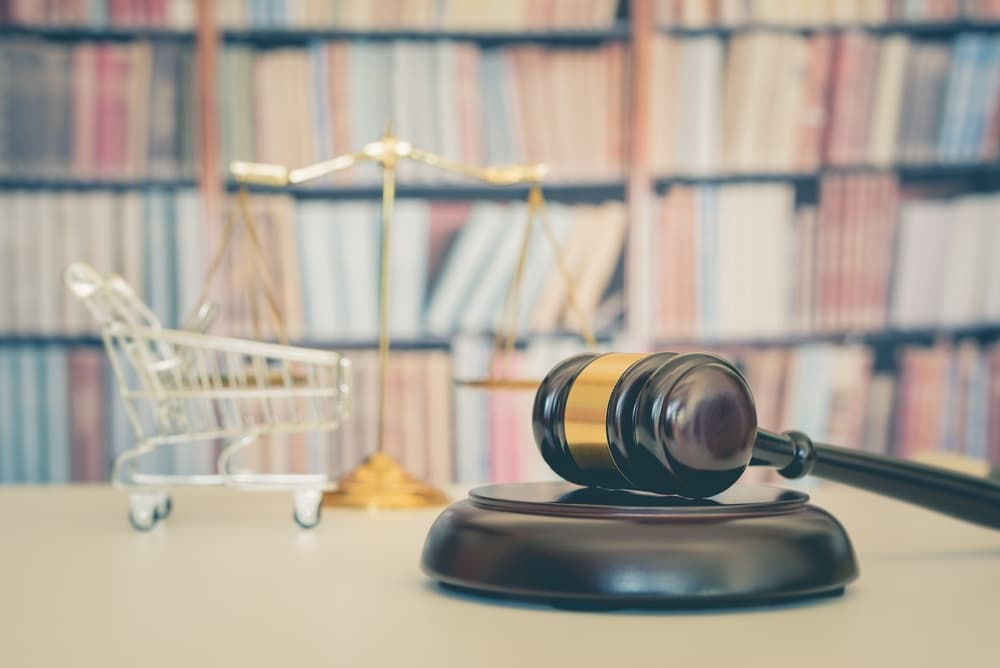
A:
65;263;351;530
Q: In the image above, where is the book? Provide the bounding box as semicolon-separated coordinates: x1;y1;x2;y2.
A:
0;37;608;183
653;176;1000;341
869;35;910;166
656;182;797;339
0;347;19;482
0;38;197;179
563;203;627;331
1;1;618;31
218;40;626;184
451;335;492;482
336;203;379;339
69;347;107;482
0;189;624;345
891;192;999;327
42;347;71;483
725;340;1000;464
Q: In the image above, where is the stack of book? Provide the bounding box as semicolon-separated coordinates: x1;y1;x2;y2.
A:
228;348;459;486
655;181;798;339
0;345;105;483
221;40;626;183
891;191;1000;328
451;335;589;483
215;0;621;31
0;0;196;27
894;341;999;462
297;197;627;340
0;38;198;179
654;176;1000;340
653;0;1000;27
0;0;621;31
0;344;463;484
649;31;1000;174
806;174;900;332
731;340;1000;466
7;335;997;484
0;37;627;182
0;189;202;335
362;338;584;486
736;343;874;448
0;190;626;342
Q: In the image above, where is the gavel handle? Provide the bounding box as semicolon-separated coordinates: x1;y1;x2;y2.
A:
751;429;1000;530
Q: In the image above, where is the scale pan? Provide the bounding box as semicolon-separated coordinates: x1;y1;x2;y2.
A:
453;377;540;391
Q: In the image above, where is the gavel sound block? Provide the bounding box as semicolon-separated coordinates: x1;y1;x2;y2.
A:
422;353;1000;609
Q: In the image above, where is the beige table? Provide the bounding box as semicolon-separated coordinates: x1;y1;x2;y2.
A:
1;483;998;668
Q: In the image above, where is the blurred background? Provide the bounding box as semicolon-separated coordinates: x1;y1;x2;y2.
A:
0;0;998;487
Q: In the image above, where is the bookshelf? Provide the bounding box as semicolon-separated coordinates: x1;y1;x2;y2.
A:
2;0;1000;485
630;0;1000;472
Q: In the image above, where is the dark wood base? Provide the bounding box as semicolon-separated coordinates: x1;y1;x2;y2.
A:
421;482;859;609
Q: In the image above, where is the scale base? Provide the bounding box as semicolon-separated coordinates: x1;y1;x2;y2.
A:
323;453;449;510
422;482;858;609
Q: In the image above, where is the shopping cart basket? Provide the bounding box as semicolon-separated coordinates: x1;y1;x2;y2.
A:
65;263;351;530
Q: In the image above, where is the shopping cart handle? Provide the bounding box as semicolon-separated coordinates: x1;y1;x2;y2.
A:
65;263;105;298
184;301;220;334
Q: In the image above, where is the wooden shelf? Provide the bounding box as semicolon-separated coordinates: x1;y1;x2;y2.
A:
0;177;629;202
8;325;999;351
4;163;996;199
9;19;998;44
0;23;630;45
0;25;195;40
658;20;1000;37
0;177;197;191
235;179;628;202
0;335;452;350
652;162;1000;190
654;323;1000;350
222;24;630;45
0;331;607;350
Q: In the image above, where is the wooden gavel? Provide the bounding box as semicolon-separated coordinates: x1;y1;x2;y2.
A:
533;352;1000;529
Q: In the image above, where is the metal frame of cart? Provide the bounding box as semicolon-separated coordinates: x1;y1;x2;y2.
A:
66;263;352;530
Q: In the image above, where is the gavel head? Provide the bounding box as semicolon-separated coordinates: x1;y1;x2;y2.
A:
533;352;758;498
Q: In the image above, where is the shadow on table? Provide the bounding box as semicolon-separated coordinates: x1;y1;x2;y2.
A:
420;580;852;616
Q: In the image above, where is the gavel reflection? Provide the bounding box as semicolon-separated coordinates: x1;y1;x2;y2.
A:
533;352;1000;529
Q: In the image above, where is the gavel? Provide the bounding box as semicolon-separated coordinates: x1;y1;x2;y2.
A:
533;352;1000;529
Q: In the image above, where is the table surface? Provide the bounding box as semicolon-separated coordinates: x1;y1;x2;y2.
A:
1;482;998;668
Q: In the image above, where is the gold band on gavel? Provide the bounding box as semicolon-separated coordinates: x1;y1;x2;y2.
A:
563;353;646;474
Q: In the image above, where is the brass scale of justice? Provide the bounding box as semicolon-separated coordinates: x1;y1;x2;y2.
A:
209;129;1000;609
215;126;599;510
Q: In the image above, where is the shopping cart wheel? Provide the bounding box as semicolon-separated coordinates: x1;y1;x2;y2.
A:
293;490;323;529
155;495;173;521
128;492;161;531
293;506;321;529
128;507;157;531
